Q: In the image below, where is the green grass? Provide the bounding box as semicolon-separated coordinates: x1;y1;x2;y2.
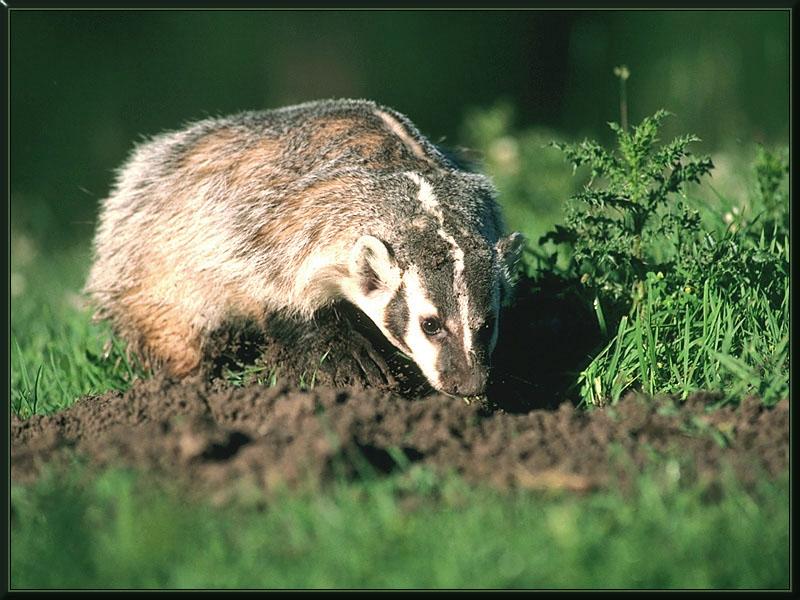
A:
11;462;789;589
10;237;146;417
579;273;789;407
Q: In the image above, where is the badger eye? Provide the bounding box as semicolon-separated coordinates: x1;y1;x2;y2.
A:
420;317;442;336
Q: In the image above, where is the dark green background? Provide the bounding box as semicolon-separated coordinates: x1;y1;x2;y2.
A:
10;9;789;246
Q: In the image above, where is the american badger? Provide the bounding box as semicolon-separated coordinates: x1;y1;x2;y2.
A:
87;99;522;397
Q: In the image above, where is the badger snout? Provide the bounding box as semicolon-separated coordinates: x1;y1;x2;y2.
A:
439;368;488;398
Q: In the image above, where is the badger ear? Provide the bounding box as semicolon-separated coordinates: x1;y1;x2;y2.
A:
496;232;525;300
496;232;524;273
349;235;402;296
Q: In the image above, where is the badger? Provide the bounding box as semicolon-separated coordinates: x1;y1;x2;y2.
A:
86;99;523;398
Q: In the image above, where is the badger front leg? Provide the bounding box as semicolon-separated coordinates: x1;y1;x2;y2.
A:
121;299;205;377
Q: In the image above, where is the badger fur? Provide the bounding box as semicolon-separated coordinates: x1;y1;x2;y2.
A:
86;99;523;397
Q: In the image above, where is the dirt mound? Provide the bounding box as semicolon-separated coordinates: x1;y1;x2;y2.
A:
12;377;788;501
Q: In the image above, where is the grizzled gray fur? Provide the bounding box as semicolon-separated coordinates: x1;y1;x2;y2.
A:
87;98;522;397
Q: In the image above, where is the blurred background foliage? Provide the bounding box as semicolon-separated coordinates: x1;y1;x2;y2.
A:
10;9;788;252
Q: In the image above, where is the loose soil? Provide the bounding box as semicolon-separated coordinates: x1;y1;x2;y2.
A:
11;276;788;499
12;376;788;501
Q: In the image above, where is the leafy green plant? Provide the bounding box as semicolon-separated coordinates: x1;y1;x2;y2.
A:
543;110;714;320
754;145;789;216
751;144;789;239
534;69;788;405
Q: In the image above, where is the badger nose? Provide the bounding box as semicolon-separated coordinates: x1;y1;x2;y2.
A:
447;372;488;397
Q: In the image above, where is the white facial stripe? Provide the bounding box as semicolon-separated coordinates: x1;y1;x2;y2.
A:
436;228;473;363
404;172;442;219
405;172;474;364
402;267;442;390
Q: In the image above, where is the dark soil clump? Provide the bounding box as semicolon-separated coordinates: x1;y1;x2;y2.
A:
12;377;788;501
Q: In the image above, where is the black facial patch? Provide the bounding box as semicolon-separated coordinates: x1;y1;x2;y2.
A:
408;229;459;317
411;224;496;332
384;282;410;352
461;239;495;320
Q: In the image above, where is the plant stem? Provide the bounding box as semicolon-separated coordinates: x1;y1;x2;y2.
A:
614;65;630;132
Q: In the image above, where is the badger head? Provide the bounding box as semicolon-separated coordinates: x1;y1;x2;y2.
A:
343;173;523;398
